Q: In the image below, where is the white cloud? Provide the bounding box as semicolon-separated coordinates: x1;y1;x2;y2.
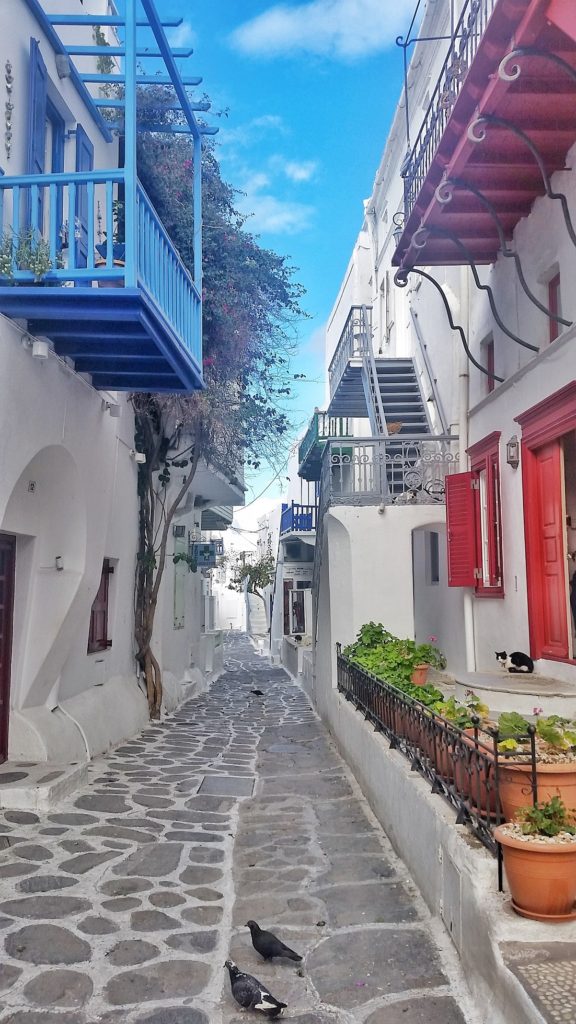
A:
237;192;314;235
167;21;197;49
270;157;318;183
229;0;413;60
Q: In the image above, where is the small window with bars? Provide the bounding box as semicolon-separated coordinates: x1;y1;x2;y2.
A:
87;558;113;653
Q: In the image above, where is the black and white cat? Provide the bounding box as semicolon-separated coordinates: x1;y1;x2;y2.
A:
495;650;534;674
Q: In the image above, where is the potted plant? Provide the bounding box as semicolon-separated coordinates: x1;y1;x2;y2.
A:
497;711;576;823
0;229;58;284
494;796;576;921
411;635;446;685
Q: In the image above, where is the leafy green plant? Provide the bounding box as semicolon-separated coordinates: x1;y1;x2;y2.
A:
343;622;445;692
14;230;54;281
517;796;576;837
498;711;530;740
0;232;14;280
497;711;576;754
536;715;576;751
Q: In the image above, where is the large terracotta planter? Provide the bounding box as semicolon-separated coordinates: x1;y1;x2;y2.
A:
411;663;430;686
494;825;576;921
499;761;576;823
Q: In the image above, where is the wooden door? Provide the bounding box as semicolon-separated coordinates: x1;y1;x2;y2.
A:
0;536;15;762
524;441;569;659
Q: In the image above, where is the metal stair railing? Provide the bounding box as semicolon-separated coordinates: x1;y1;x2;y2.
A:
358;304;388;437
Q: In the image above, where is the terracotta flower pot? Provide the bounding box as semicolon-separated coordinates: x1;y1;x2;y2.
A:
454;730;497;815
494;825;576;921
411;663;430;686
95;258;125;288
499;761;576;824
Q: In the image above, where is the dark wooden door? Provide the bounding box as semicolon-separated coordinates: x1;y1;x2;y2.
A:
0;535;15;762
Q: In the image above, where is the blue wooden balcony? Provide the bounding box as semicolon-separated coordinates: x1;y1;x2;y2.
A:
2;0;215;392
0;171;201;391
280;502;318;536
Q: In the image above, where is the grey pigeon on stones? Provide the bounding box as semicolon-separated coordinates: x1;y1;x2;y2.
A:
224;959;287;1017
246;919;303;962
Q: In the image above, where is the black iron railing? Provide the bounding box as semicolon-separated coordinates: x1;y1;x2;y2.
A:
336;646;539;867
402;0;497;218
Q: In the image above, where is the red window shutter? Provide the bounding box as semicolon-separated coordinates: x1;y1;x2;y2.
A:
446;472;477;587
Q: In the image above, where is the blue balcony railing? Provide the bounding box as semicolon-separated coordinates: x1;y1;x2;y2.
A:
280;502;318;536
0;170;200;368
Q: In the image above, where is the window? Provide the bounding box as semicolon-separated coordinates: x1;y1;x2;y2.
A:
427;531;440;585
445;432;503;596
87;559;113;653
548;273;562;344
484;337;495;394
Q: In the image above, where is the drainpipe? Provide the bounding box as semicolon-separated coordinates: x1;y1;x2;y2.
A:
458;266;476;673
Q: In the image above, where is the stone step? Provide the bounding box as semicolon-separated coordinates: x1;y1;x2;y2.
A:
455;671;576;717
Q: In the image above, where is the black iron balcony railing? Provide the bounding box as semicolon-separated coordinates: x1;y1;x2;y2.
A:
320;436;459;507
336;647;540;870
403;0;497;218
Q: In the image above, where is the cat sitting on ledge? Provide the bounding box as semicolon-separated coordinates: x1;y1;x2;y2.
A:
495;650;534;674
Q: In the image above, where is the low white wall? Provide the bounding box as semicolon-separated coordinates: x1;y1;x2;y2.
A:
281;637;312;679
313;683;553;1024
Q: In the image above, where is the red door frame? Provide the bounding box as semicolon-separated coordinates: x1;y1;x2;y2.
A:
0;534;15;763
516;381;576;661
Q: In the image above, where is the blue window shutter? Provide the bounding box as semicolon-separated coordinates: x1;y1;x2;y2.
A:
75;124;94;268
26;39;48;230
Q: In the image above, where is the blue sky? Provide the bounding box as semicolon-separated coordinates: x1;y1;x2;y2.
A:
166;0;411;503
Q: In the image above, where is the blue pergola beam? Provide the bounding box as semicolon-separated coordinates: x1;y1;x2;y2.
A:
140;0;203;143
80;73;203;86
22;0;112;142
65;45;194;58
94;99;211;112
47;15;184;27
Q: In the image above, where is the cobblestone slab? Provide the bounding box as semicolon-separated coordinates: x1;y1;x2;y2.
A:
0;635;478;1023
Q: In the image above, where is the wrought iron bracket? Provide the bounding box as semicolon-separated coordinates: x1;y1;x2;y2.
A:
468;112;576;251
394;265;505;382
435;176;572;328
411;223;539;353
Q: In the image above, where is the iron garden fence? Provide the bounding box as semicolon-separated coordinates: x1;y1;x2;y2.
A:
336;646;539;876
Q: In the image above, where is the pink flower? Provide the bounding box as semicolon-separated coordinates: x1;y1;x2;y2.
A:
532;706;543;716
427;635;438;644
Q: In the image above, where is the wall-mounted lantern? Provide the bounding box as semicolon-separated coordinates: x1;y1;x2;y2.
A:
506;435;520;469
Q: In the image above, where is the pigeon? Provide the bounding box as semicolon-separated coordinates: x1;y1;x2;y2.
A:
224;959;287;1017
246;920;303;962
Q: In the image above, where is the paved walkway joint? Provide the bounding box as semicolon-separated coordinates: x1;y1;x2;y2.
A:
0;635;478;1023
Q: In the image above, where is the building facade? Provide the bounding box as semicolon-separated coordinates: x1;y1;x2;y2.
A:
0;0;242;766
302;0;576;714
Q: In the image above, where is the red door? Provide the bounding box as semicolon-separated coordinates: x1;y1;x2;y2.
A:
0;535;15;762
524;441;569;660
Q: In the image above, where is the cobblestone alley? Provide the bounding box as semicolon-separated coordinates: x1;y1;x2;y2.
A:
0;635;480;1023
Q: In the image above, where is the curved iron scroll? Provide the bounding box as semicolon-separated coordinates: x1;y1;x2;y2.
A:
468;113;576;250
394;265;504;383
411;223;539;353
435;177;572;328
499;47;576;87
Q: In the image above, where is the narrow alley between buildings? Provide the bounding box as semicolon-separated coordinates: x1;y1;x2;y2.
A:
0;635;478;1023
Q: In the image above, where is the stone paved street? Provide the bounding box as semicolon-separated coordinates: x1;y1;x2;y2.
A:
0;635;479;1023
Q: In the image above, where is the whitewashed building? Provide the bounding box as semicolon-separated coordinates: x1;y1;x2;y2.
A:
0;0;242;775
304;0;576;716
